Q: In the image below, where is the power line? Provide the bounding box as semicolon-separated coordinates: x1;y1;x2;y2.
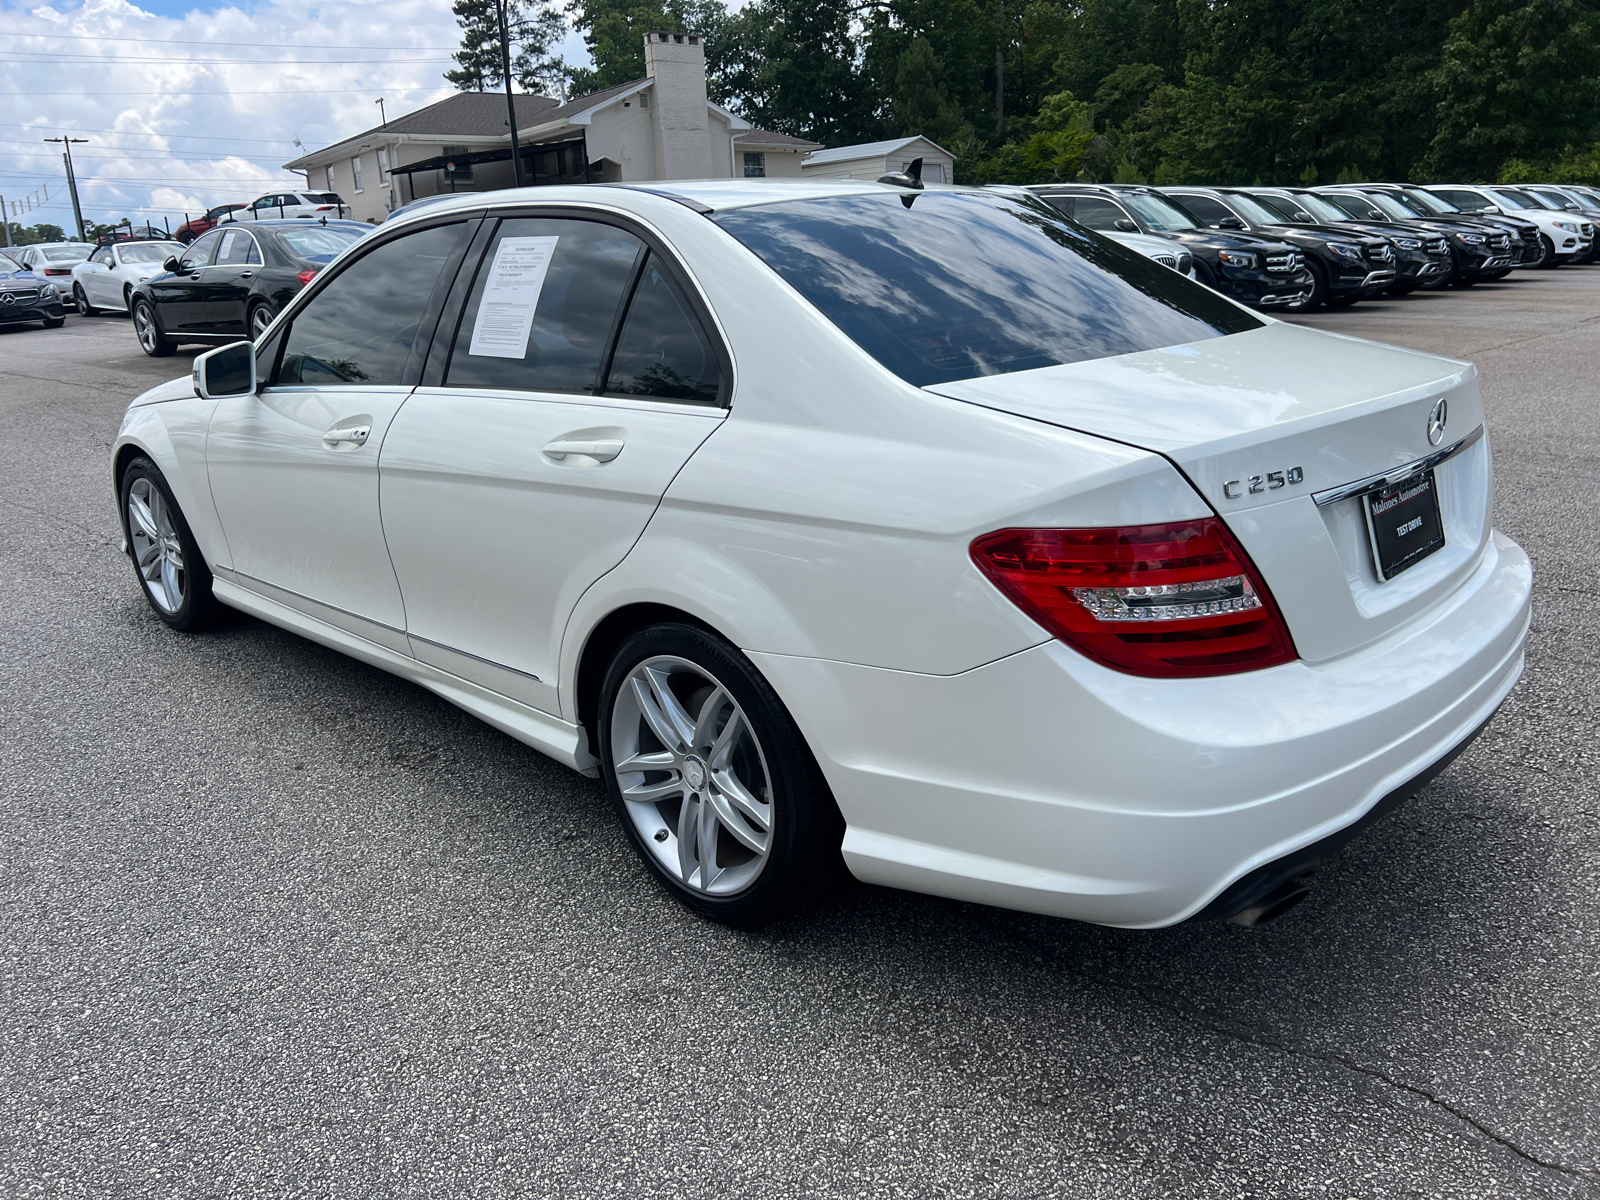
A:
0;51;457;64
0;29;460;50
0;121;302;144
25;85;448;96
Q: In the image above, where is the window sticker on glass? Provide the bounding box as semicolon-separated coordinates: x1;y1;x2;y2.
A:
468;236;560;358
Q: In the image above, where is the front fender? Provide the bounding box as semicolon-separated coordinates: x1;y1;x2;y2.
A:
113;397;229;571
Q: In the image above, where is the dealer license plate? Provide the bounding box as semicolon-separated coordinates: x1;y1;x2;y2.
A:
1365;470;1445;581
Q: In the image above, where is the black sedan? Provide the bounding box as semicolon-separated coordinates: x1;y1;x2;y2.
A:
0;260;67;331
130;219;372;356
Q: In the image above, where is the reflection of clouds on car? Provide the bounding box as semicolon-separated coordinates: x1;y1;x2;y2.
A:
278;354;372;385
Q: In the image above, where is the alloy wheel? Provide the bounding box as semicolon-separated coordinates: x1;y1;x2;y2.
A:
133;304;158;353
73;284;91;315
250;306;273;338
610;655;774;896
126;477;187;614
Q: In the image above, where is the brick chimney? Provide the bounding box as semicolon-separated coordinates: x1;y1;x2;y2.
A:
643;31;712;179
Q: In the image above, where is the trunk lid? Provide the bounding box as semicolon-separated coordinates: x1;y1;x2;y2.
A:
926;321;1493;664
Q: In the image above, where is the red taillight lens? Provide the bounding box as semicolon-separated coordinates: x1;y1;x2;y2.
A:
315;205;334;211
970;520;1297;678
295;268;319;286
45;267;71;275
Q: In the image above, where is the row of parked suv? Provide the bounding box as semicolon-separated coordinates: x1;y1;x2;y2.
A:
1026;181;1599;311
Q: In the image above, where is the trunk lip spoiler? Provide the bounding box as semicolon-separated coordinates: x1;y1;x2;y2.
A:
1311;423;1484;508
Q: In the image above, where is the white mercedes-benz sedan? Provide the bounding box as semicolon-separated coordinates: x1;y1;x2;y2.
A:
112;180;1531;929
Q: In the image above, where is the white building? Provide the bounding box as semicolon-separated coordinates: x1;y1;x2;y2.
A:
800;136;957;184
284;33;819;222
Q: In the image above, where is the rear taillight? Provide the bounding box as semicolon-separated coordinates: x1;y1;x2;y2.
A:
970;520;1297;678
315;205;334;211
45;267;71;275
295;268;319;286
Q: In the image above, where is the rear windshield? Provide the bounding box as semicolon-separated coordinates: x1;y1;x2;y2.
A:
278;226;365;261
42;245;91;262
712;191;1261;387
307;193;345;205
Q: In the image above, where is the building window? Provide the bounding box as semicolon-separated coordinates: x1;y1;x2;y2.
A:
377;148;390;184
325;164;336;191
743;152;766;178
639;92;649;109
443;145;473;182
350;155;364;193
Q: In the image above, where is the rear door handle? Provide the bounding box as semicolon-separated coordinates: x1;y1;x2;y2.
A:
543;436;623;463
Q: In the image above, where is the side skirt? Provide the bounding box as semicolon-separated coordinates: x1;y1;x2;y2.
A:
211;578;600;777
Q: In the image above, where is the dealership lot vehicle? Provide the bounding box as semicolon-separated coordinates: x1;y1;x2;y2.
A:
1030;183;1314;308
0;258;66;329
174;203;248;243
113;181;1530;931
231;190;352;221
1317;187;1518;283
1427;184;1594;265
1104;228;1196;276
9;241;95;280
1162;186;1399;307
71;240;178;315
1356;183;1546;270
1245;187;1453;293
130;219;372;354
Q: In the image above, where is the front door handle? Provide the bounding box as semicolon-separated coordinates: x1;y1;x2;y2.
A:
322;424;371;448
543;435;623;463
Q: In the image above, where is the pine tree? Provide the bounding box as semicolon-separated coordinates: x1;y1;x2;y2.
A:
446;0;567;95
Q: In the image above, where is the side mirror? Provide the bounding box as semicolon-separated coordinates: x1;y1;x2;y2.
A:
193;340;257;400
1113;218;1137;232
1216;216;1246;230
1483;205;1502;214
163;256;180;273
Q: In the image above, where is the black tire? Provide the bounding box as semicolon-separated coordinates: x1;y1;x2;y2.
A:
1537;235;1558;268
119;457;222;632
132;298;175;357
1296;261;1328;311
597;622;844;928
44;317;65;328
1325;293;1359;308
1385;281;1420;297
73;283;99;316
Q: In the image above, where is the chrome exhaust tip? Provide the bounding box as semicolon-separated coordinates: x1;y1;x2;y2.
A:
1227;877;1313;928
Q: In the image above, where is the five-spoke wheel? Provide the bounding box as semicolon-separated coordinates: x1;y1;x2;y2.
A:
119;458;218;630
132;299;174;357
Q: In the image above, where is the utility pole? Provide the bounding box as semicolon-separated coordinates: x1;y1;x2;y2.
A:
496;0;524;187
1;198;10;247
44;135;87;240
375;97;387;126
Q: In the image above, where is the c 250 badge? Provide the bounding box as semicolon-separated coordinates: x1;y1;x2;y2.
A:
1223;466;1304;499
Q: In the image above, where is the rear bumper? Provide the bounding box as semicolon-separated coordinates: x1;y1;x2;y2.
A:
754;530;1531;928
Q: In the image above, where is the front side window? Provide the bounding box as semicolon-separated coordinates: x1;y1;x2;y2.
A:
605;255;721;404
1322;194;1382;220
1436;188;1493;212
713;191;1261;388
91;247;114;265
1173;194;1237;226
277;223;466;387
445;218;643;394
1402;188;1456;214
180;230;224;270
1219;193;1288;226
1488;188;1534;209
1364;192;1423;219
1065;197;1134;230
743;152;766;178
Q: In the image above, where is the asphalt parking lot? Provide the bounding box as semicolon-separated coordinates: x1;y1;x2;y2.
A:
2;275;1597;1200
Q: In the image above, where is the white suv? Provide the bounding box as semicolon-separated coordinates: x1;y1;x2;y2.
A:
1427;184;1594;264
232;191;352;222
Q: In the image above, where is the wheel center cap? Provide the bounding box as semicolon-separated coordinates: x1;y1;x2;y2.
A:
682;755;707;792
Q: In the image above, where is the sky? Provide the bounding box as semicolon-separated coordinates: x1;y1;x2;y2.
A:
0;0;591;237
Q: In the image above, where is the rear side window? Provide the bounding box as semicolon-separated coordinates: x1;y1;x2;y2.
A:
217;230;254;265
1069;197;1132;230
276;223;465;386
713;191;1260;388
604;254;721;404
445;218;644;394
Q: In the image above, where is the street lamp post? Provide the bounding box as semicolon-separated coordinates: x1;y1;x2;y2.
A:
43;135;88;241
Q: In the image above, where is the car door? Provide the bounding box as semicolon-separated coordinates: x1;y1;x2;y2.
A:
205;218;475;647
148;230;222;333
203;227;260;333
81;246;116;305
378;215;726;715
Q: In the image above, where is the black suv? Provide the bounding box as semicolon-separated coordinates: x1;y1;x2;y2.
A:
1243;189;1452;294
1029;184;1314;309
1160;187;1398;308
1353;184;1546;270
1316;187;1515;285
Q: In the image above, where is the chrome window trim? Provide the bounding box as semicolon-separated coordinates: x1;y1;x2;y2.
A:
1311;424;1484;508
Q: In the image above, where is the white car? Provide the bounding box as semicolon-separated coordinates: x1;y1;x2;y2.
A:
231;190;353;222
70;241;177;315
1427;184;1594;263
1105;229;1197;276
112;181;1531;930
10;241;95;281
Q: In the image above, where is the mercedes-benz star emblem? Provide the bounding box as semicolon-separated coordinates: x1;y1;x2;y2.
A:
1427;397;1448;447
0;293;15;305
682;755;707;793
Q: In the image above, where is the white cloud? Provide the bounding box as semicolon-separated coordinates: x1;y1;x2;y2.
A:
0;0;588;233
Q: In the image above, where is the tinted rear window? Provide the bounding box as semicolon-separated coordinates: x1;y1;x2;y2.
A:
713;192;1260;387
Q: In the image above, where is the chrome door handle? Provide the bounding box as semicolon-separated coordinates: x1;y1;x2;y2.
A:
238;271;254;279
322;424;370;447
543;436;623;463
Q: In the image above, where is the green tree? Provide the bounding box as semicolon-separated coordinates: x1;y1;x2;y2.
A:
732;0;884;143
446;0;567;95
891;37;975;148
1426;0;1600;178
6;222;65;246
564;0;745;99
